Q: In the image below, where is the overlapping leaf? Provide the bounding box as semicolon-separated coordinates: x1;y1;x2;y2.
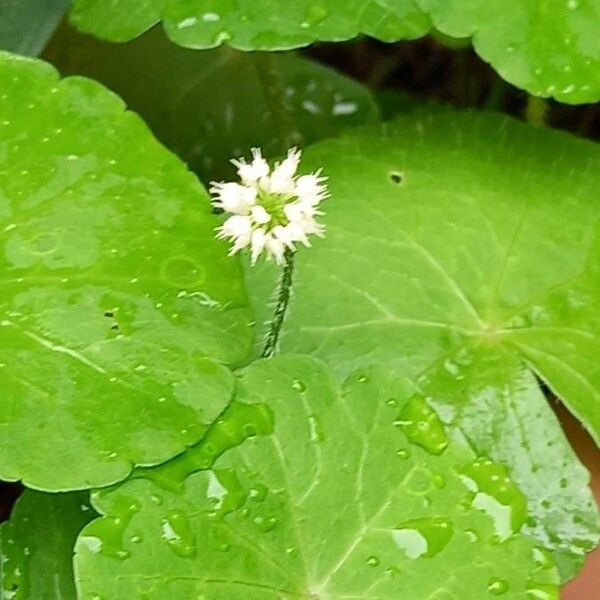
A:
416;0;600;104
246;111;600;577
69;1;600;103
418;344;600;578
69;0;430;50
0;0;69;56
75;355;559;599
0;52;252;491
44;25;380;183
0;490;95;599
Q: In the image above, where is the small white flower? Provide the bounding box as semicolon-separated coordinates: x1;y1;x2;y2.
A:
268;148;302;195
295;173;329;206
231;148;270;184
212;147;328;265
216;215;253;255
251;205;271;225
210;182;256;214
250;229;267;264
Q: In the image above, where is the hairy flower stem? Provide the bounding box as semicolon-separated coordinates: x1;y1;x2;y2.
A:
262;249;295;358
255;53;301;359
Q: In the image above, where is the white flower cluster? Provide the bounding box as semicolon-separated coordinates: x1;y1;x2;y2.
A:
211;148;328;265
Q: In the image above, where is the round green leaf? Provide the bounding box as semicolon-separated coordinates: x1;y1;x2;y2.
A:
246;111;600;577
416;0;600;104
75;355;559;599
0;52;252;491
0;490;95;599
69;0;430;50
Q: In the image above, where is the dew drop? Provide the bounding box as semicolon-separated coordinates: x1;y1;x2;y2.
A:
203;442;217;456
395;395;448;455
161;510;196;558
392;517;453;558
532;547;554;570
395;448;410;459
404;466;434;495
292;379;306;392
304;3;329;26
205;469;247;518
432;473;446;489
82;496;140;560
487;577;509;595
253;515;278;533
177;16;198;29
249;483;268;503
525;584;558;600
366;555;380;567
243;423;258;438
460;458;527;536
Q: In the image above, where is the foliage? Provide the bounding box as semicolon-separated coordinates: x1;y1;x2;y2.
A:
0;2;599;599
246;111;600;577
0;490;94;599
75;357;560;599
43;25;380;182
0;0;69;57
0;52;250;490
68;0;600;103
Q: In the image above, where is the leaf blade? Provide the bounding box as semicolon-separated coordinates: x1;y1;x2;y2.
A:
75;355;558;599
245;111;600;577
0;52;252;491
0;490;95;599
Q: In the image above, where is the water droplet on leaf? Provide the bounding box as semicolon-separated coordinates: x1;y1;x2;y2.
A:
525;584;558;600
395;395;448;455
366;555;380;567
460;458;527;536
161;510;196;558
292;379;306;392
303;4;329;26
487;577;509;595
392;517;453;558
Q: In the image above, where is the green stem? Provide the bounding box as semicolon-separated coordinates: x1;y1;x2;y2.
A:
525;95;548;127
262;249;295;358
254;52;300;359
484;78;508;111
